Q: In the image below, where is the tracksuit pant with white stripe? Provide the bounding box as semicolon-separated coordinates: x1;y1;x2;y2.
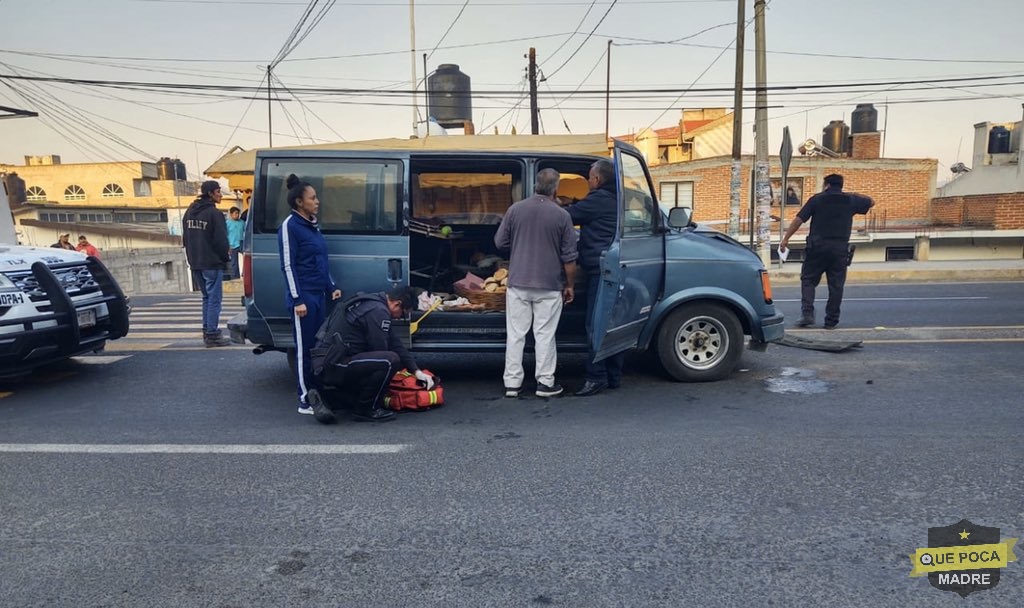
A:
293;292;326;405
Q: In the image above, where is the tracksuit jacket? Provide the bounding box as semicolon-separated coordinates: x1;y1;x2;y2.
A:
278;211;337;308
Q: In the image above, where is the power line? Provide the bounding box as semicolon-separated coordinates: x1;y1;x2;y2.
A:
539;0;597;68
426;0;471;62
542;0;618;81
272;73;348;141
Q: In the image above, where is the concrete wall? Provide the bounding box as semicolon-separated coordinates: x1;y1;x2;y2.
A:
99;247;190;295
936;164;1024;197
15;223;181;252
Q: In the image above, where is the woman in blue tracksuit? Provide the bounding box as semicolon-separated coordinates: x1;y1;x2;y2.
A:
279;174;341;421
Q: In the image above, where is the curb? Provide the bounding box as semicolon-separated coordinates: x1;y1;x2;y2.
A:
768;268;1024;285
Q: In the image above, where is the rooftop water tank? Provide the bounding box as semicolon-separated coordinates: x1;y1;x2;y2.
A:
988;125;1011;154
427;64;472;129
822;120;850;155
156;157;175;180
851;103;878;134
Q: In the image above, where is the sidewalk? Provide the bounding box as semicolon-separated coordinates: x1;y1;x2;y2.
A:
768;258;1024;284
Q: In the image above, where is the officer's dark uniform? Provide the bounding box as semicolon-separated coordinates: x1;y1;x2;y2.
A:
313;293;419;419
795;186;873;327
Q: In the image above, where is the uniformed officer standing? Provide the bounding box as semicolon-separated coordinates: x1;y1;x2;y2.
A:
780;174;874;329
314;287;434;423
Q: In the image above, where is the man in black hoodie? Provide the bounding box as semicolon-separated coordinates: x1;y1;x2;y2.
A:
564;159;625;397
183;180;231;347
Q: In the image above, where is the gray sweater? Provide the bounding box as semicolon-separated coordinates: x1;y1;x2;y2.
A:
494;194;578;291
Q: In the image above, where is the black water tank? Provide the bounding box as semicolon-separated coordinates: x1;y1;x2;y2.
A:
157;157;175;180
988;125;1011;154
173;159;187;180
822;120;850;154
427;64;472;128
851;103;878;133
3;172;26;205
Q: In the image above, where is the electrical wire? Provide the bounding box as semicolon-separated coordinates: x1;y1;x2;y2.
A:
539;0;597;68
272;73;348;141
426;0;471;62
543;0;617;80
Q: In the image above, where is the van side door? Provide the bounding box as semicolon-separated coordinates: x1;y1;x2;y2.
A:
251;154;407;343
590;142;665;361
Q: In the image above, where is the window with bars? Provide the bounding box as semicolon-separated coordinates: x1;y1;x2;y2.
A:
64;184;86;201
40;212;76;223
80;213;113;223
102;183;125;198
659;181;694;211
26;186;47;201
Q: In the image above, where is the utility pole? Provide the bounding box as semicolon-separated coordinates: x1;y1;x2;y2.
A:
727;0;745;239
409;0;419;137
605;40;612;140
528;47;539;135
267;65;273;147
753;0;771;265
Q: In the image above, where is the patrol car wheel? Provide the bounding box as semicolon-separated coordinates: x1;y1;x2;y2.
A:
657;302;743;382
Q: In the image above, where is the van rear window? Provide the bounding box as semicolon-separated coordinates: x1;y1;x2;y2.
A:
257;160;402;234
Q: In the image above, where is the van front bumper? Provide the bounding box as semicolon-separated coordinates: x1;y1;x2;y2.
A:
751;311;786;347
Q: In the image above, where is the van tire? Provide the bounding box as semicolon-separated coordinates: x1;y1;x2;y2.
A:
657;302;743;382
286;348;298;377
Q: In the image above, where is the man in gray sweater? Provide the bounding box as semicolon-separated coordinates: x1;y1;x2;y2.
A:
494;168;578;398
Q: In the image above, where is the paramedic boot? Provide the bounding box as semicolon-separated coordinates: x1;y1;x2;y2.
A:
353;407;396;422
306;389;337;425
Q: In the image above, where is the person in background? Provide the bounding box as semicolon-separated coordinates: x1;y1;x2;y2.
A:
182;180;231;347
780;174;874;330
76;235;99;258
226;206;244;280
52;233;75;250
563;159;624;397
278;174;342;421
495;168;578;399
315;287;433;423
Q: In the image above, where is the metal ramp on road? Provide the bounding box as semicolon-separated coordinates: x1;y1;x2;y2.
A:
772;333;864;352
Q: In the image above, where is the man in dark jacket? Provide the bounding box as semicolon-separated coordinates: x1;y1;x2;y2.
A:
564;159;624;396
183;180;231;347
780;174;874;329
315;287;434;422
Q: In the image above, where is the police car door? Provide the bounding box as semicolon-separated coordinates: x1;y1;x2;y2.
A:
590;141;665;361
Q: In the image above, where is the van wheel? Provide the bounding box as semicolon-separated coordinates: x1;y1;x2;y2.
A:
657;302;743;382
286;348;298;377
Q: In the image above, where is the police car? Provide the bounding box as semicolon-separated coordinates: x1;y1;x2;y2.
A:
1;178;130;378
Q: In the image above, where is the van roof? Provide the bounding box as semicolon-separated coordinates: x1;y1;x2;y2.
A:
206;134;611;190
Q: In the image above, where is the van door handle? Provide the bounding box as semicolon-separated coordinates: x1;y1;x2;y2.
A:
387;258;402;282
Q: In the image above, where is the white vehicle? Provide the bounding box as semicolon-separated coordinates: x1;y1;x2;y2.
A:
1;174;130;378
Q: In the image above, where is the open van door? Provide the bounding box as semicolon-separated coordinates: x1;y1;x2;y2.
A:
590;141;666;361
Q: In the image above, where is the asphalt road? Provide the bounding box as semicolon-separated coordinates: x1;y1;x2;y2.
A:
0;282;1021;607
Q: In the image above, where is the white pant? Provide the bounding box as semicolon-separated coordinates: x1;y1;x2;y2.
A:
504;286;564;388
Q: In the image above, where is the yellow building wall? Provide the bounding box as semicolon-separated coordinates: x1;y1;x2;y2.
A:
0;161;200;209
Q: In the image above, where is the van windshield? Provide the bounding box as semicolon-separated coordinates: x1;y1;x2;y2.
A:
257;160;402;234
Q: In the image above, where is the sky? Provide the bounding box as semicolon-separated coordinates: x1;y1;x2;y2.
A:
1;0;1023;182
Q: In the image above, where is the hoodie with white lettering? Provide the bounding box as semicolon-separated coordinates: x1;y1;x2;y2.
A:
182;195;229;270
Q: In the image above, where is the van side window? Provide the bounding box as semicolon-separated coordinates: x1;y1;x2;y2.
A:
620;153;655;235
257;160;402;234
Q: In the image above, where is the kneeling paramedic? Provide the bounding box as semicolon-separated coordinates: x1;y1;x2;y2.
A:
312;287;435;423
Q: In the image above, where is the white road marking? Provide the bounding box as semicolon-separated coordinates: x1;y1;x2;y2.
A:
70;356;130;364
0;444;408;454
774;296;989;302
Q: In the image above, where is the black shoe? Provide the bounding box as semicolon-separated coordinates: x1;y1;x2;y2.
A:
504;386;521;399
607;382;620;390
823;323;837;330
306;389;336;425
795;315;815;328
353;408;396;422
574;380;608;397
535;383;564;398
203;331;232;347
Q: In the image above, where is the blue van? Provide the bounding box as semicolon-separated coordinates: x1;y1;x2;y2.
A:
228;140;784;382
